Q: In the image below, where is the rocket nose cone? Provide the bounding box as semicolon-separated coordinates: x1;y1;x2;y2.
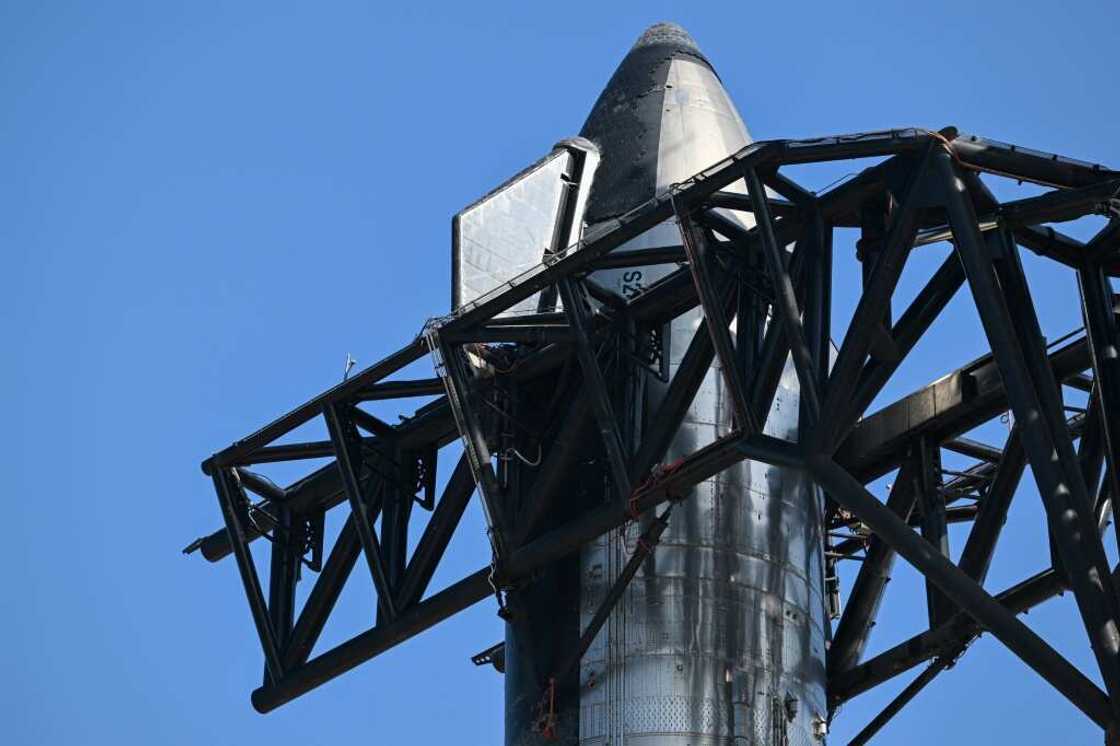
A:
580;23;744;226
629;22;708;64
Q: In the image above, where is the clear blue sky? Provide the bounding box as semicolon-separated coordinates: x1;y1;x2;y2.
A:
4;1;1118;743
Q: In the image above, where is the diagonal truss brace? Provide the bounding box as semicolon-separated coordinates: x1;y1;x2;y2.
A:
324;402;399;621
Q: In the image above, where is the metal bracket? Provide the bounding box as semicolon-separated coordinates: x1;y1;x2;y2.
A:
470;641;506;673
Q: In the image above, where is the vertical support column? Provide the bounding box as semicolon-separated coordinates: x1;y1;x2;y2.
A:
384;448;414;581
857;190;892;320
426;329;509;562
266;500;301;669
1079;262;1120;553
913;435;951;627
378;444;413;624
676;208;760;434
735;238;764;382
212;467;284;683
324;402;398;621
804;210;833;399
803;210;836;624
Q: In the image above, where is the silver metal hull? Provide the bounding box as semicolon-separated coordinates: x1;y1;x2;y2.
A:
578;356;827;745
577;25;828;745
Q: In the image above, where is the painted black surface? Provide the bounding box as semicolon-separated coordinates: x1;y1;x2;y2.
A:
579;23;713;224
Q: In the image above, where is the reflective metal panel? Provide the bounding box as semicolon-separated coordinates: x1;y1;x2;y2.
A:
452;140;599;317
453;150;571;316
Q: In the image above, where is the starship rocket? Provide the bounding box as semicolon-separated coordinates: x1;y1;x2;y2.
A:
503;23;828;745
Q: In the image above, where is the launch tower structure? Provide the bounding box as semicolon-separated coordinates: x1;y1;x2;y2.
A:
189;23;1120;745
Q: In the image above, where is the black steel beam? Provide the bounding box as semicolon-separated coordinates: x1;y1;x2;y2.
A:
833;475;1116;707
583;277;628;310
198;457;382;563
704;190;800;220
237;468;286;502
266;500;301;672
1089;219;1120;259
1015;224;1089;269
355;378;445;402
232;440;339;465
749;303;793;424
942;436;1002;463
550;506;673;683
998;178;1120;228
1079;263;1120;552
804;208;832;393
849;426;1030;743
745;166;821;422
626;264;701;325
590;246;688;270
913;435;952;627
442;326;574;345
212;468;284;683
763;168;817;206
377;445;413;623
956;426;1026;584
949;132;1120;190
1079;393;1106;501
429;332;510;562
629;320;716;484
187;469;285;561
986;241;1120;677
735;242;764;392
828;458;919;677
323;403;398;621
350;406;396;439
1068;372;1096;393
808;454;1110;728
556;278;632;505
677;209;760;434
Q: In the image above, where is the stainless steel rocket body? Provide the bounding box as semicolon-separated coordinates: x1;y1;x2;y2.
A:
506;24;828;745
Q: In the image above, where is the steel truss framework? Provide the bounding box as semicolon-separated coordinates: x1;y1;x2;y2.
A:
190;127;1120;742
